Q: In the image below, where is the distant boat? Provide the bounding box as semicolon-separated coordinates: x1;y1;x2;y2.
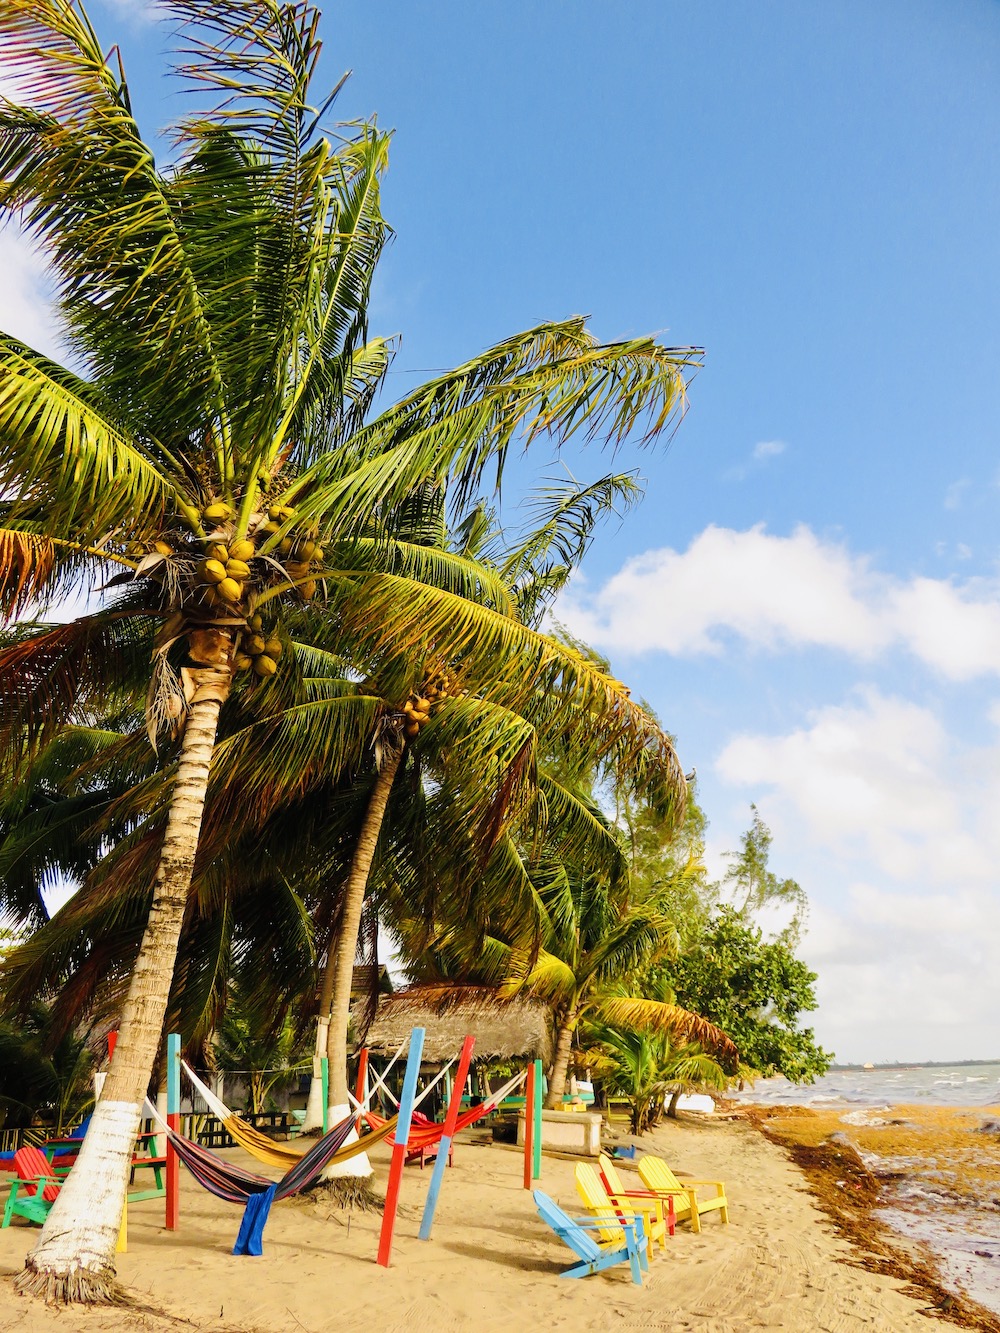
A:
863;1062;876;1071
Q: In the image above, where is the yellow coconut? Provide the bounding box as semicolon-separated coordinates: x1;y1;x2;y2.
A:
200;559;227;584
268;504;296;521
295;539;317;561
153;540;173;556
228;539;255;562
259;520;281;537
248;613;263;632
278;537;294;556
217;577;243;602
263;637;282;659
312;545;325;563
203;501;233;522
225;559;252;580
244;633;266;656
253;654;278;677
233;653;253;672
206;542;229;562
404;722;420;739
412;709;430;723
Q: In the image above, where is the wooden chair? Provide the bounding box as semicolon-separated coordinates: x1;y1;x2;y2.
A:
575;1161;668;1253
637;1153;729;1233
598;1153;675;1236
533;1189;647;1284
2;1146;63;1228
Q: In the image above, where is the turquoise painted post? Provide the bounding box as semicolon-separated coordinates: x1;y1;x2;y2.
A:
532;1057;543;1180
321;1057;329;1133
418;1035;475;1241
377;1027;425;1266
166;1033;180;1230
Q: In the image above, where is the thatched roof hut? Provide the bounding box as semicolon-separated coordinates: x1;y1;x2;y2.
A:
359;985;551;1064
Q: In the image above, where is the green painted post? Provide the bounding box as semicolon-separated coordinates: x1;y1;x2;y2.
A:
321;1057;329;1133
532;1057;543;1179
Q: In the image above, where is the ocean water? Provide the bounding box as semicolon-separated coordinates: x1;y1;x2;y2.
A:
737;1064;1000;1318
735;1062;1000;1109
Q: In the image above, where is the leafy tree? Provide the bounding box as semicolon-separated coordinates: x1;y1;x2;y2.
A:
0;0;698;1299
720;804;807;946
665;906;832;1083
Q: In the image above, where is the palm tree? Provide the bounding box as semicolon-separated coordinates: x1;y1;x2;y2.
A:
500;865;737;1107
0;0;698;1300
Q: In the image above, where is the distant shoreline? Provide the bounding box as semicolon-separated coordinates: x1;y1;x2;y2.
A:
830;1058;1000;1071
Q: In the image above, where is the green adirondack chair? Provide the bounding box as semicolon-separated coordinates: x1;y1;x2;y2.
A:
2;1146;63;1227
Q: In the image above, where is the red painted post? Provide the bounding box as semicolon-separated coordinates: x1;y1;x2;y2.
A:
107;1030;118;1061
377;1027;424;1268
522;1060;535;1191
355;1048;369;1106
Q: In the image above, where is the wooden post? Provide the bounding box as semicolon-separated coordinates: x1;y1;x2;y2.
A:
165;1032;180;1231
418;1035;475;1241
355;1048;369;1106
321;1056;329;1133
522;1060;535;1191
532;1057;543;1180
376;1027;425;1268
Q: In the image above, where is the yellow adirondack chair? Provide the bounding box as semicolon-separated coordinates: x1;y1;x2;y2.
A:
598;1153;675;1236
637;1154;729;1233
574;1162;668;1253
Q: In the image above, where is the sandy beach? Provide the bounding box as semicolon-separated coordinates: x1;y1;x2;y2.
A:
1;1110;982;1333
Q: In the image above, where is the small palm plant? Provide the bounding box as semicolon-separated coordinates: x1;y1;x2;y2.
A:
0;0;698;1300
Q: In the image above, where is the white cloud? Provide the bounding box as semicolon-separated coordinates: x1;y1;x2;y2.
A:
944;478;970;510
713;690;1000;1061
0;227;62;360
716;688;998;885
753;439;786;461
560;523;1000;680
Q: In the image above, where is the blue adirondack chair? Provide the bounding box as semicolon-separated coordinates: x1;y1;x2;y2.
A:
532;1189;648;1285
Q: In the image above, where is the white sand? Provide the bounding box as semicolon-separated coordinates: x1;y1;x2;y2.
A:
0;1114;942;1332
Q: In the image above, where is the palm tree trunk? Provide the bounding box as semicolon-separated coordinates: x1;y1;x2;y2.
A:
325;742;403;1109
545;1011;577;1109
16;664;231;1304
666;1089;682;1119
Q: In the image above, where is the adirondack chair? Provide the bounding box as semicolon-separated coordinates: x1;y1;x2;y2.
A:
532;1189;648;1285
637;1154;729;1233
575;1161;668;1252
2;1146;63;1228
598;1153;675;1237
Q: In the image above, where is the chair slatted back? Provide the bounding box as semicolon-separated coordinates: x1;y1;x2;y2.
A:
638;1155;684;1195
13;1146;60;1202
533;1190;602;1263
575;1162;633;1243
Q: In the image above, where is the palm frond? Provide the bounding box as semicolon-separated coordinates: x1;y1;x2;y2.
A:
593;995;738;1064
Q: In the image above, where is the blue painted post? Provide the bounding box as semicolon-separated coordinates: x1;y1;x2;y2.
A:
532;1057;543;1180
166;1033;180;1230
377;1027;425;1266
418;1035;475;1241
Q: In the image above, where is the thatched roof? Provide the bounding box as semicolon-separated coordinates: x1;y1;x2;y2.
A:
358;985;552;1064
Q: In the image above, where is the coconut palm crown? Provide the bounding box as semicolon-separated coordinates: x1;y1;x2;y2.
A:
0;0;700;1303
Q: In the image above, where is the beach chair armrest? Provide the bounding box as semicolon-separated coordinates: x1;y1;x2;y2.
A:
677;1178;725;1190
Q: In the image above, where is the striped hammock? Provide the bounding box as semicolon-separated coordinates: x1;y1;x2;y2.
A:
143;1101;397;1255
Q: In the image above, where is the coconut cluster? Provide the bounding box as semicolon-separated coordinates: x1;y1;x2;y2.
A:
402;673;451;740
233;613;283;677
134;496;326;682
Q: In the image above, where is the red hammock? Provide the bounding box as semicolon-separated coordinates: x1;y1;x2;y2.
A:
362;1099;495;1150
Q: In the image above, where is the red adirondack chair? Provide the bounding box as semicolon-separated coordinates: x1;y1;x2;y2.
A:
2;1146;63;1227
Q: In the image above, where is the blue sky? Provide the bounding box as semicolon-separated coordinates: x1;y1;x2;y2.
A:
5;0;1000;1063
